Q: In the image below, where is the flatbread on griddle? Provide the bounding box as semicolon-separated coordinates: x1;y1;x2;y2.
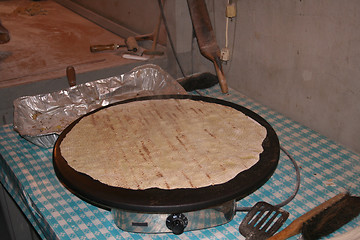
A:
60;99;266;190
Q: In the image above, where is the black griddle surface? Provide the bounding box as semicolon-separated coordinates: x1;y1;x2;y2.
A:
53;95;280;213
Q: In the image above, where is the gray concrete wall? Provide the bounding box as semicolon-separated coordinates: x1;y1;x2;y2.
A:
197;0;360;154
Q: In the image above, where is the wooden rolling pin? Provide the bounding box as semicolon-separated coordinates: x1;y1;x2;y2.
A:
90;36;139;53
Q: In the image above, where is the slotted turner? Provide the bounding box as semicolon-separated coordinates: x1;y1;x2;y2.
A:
239;202;289;240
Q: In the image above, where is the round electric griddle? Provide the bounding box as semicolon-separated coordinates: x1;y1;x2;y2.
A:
53;95;280;213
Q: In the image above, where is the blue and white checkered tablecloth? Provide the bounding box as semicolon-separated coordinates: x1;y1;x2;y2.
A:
0;85;359;240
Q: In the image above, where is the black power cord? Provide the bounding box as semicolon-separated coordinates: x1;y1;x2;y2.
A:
236;145;301;212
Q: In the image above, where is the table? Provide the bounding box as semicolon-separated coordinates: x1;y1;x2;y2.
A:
1;85;359;239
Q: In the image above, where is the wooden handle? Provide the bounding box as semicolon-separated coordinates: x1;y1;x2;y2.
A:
90;44;119;52
213;61;228;93
268;192;348;240
125;36;139;52
66;66;76;87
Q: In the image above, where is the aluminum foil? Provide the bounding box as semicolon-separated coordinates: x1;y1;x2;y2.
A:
13;64;186;148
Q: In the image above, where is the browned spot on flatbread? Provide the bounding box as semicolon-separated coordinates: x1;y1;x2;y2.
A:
175;105;184;113
103;114;115;130
204;129;216;138
119;148;141;188
190;107;199;114
90;114;97;125
181;171;195;188
176;136;187;149
166;139;177;151
219;164;226;171
139;150;149;162
141;141;151;156
205;173;212;180
123;115;132;122
156;172;170;189
142;116;150;125
153;109;163;120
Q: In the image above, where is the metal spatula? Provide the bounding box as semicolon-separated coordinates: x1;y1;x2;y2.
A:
239;202;289;240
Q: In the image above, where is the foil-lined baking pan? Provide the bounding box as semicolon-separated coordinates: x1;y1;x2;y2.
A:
13;64;186;148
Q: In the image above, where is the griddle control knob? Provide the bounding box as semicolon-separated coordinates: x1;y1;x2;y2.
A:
166;213;188;235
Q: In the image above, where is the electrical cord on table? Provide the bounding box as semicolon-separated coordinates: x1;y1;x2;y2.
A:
235;145;301;212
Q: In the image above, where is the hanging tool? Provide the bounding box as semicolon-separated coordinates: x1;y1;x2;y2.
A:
136;8;164;56
90;3;166;57
132;1;166;56
187;0;228;93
